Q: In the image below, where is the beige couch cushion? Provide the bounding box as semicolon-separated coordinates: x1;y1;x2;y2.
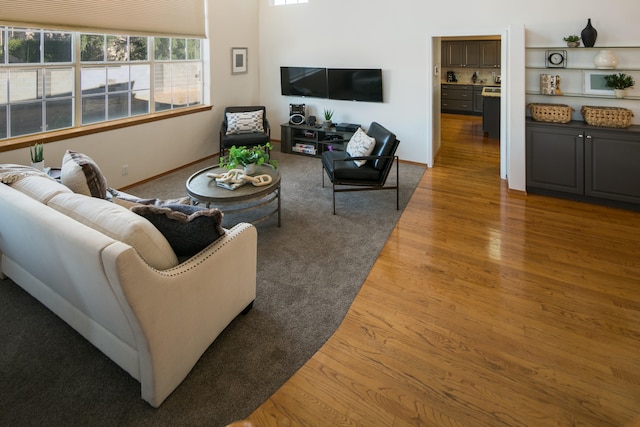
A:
47;192;179;270
10;175;73;204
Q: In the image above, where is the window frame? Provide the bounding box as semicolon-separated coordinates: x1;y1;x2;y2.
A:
0;25;208;151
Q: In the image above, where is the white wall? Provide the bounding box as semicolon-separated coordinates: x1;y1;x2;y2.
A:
0;0;261;189
258;0;640;190
3;0;639;190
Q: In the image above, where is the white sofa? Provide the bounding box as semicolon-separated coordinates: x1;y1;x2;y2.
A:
0;171;257;407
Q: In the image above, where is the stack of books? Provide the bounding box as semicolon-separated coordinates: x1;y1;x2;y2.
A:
292;143;316;155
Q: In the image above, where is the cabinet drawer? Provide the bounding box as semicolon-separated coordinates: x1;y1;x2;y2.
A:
442;99;473;112
442;89;472;101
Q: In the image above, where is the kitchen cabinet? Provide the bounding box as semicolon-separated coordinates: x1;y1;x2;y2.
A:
441;84;473;113
443;40;500;68
473;86;484;113
482;95;500;139
526;119;640;206
443;41;479;68
480;40;501;68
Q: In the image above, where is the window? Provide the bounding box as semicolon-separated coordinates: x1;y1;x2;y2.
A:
273;0;308;5
0;26;204;141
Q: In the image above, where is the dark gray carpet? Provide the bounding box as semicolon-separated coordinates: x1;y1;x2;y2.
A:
0;148;425;426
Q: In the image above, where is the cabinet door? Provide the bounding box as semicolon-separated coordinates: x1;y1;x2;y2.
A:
585;130;640;203
464;41;480;67
473;89;484;113
445;41;465;67
480;41;501;68
526;124;584;194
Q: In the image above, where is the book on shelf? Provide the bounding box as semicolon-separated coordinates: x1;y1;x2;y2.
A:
292;143;317;155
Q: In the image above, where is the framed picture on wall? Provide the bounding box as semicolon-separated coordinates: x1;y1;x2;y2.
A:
583;70;614;95
231;47;248;74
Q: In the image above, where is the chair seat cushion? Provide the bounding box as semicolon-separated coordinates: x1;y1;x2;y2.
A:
322;151;383;183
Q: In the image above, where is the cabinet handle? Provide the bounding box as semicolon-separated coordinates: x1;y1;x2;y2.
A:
586;135;592;139
578;134;583;138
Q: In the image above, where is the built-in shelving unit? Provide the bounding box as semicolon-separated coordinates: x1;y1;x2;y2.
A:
525;45;640;122
525;46;640;209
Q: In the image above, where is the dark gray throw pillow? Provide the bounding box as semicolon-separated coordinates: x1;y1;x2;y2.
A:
131;204;225;257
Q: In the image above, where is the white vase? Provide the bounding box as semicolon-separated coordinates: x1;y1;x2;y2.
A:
614;89;626;99
593;50;618;69
244;163;257;175
31;160;45;171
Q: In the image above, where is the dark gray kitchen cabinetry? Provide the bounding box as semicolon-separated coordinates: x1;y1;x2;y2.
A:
443;41;479;68
526;119;640;206
473;86;484;113
480;41;501;68
441;84;473;113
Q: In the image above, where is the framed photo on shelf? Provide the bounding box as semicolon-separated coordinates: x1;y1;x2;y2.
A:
583;70;614;95
231;47;248;74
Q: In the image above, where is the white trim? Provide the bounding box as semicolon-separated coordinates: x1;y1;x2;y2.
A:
427;24;527;191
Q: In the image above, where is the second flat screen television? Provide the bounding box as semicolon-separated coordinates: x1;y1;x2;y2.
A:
327;68;383;103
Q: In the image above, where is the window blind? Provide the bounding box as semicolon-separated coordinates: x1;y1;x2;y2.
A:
0;0;206;38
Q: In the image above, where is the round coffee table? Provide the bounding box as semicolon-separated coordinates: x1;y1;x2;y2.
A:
186;165;281;227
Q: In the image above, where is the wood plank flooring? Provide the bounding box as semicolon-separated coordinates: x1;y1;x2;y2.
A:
246;114;640;427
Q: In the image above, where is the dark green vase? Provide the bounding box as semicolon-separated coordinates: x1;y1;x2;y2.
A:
581;18;597;48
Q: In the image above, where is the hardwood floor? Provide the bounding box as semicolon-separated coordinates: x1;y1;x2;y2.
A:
246;114;640;426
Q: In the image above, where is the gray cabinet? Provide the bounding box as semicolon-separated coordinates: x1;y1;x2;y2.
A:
280;123;355;157
473;86;484;113
526;120;640;205
441;84;473;113
443;40;499;68
443;41;479;68
480;41;501;68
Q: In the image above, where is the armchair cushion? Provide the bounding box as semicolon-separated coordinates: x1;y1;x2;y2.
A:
366;122;397;170
322;150;383;183
346;127;376;167
225;110;265;135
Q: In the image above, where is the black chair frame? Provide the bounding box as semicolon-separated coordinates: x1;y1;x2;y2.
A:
322;149;400;215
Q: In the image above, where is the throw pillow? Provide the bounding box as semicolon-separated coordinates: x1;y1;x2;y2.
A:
107;188;191;209
346;127;376;167
60;150;108;199
226;110;265;135
131;204;226;257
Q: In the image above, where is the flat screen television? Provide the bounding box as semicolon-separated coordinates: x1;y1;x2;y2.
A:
327;68;383;103
280;67;328;98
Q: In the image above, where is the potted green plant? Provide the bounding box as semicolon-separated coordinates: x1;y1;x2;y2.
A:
604;72;635;98
563;35;580;47
30;143;44;171
219;142;277;175
323;108;334;128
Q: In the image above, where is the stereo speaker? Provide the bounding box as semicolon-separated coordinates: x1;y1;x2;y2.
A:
289;103;306;125
289;114;305;125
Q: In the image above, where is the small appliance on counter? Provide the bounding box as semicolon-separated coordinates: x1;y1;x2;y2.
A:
446;71;457;83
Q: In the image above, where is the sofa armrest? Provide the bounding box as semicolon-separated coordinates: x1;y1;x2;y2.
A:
102;222;257;407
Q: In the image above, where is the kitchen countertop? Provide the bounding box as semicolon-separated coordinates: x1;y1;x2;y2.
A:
441;81;501;87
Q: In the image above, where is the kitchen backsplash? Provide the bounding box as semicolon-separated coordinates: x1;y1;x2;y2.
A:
443;68;500;85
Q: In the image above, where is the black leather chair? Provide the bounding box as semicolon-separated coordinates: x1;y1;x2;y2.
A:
219;106;270;157
322;122;400;214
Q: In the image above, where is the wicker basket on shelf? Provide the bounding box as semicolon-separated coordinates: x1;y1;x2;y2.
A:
580;106;634;128
528;103;573;123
